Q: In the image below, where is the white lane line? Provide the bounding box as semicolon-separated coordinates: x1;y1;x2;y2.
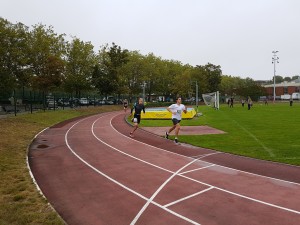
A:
91;118;174;174
179;174;300;215
109;115;201;161
164;187;214;208
69;113;300;219
179;164;216;175
190;152;221;158
195;158;300;187
67;114;202;225
105;113;300;215
130;158;201;225
110;113;300;186
65;117;148;201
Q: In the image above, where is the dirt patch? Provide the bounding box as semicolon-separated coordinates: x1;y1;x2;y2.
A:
142;125;225;136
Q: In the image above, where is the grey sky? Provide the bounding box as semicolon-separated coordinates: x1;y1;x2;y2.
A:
1;0;300;80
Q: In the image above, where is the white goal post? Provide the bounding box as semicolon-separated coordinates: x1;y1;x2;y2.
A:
202;91;220;110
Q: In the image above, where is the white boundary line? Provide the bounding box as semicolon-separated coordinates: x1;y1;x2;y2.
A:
29;112;300;225
179;174;300;215
26;127;66;223
195;158;300;187
130;158;201;225
179;164;216;175
105;113;300;214
27;127;49;197
164;187;214;208
67;114;201;225
66;112;300;224
110;113;300;186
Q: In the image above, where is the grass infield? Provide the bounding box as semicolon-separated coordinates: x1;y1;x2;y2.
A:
140;102;300;166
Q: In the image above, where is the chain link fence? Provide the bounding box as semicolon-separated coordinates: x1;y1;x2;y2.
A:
0;89;130;116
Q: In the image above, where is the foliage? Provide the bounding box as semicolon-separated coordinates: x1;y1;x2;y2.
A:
93;43;129;97
64;38;95;96
220;75;267;100
2;17;296;104
28;24;66;92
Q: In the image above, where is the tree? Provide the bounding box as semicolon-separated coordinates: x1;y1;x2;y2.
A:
0;18;30;98
94;43;128;97
220;75;244;97
64;37;95;96
28;24;66;92
165;60;191;98
203;63;222;92
117;51;146;99
275;75;284;84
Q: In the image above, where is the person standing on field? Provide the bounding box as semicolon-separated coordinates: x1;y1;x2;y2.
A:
290;96;293;106
130;98;145;137
247;96;252;110
123;99;128;113
165;97;187;144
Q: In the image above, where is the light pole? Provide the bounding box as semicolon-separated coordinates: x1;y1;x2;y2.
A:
195;81;198;111
191;81;199;112
142;81;146;102
272;51;279;102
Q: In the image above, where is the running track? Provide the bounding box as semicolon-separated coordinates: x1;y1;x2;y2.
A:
28;111;300;225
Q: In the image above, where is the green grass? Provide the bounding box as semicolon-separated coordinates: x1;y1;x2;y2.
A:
139;102;300;166
0;106;121;225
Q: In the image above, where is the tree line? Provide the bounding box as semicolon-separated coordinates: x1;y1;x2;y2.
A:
1;17;273;102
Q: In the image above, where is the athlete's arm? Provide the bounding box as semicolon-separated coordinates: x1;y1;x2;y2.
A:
183;105;187;114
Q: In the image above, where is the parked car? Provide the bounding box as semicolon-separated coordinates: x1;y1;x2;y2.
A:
47;99;58;109
105;100;114;105
79;98;89;105
57;98;70;107
97;100;105;105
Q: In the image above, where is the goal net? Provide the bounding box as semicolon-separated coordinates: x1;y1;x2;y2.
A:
202;91;219;110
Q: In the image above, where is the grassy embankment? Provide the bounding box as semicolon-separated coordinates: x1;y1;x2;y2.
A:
0;105;121;225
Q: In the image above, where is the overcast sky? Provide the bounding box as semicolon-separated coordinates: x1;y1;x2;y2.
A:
1;0;300;80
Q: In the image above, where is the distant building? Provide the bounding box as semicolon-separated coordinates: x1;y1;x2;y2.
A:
264;78;300;97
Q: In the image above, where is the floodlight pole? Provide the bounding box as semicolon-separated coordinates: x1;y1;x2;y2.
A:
272;51;279;102
191;80;199;112
195;81;198;111
142;81;146;102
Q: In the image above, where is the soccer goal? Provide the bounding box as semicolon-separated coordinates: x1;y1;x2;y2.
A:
202;91;220;110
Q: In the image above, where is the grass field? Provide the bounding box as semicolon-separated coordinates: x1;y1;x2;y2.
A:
140;102;300;166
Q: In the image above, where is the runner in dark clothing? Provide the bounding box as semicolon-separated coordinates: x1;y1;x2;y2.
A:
123;99;128;113
130;98;145;137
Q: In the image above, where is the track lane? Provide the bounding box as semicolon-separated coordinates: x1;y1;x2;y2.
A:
29;111;300;225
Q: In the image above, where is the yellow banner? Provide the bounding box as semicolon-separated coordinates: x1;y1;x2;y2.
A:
139;108;196;119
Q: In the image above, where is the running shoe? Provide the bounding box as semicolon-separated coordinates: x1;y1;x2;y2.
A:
174;138;178;144
130;132;134;137
165;132;169;139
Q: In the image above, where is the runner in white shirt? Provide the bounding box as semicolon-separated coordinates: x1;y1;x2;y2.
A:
165;97;187;144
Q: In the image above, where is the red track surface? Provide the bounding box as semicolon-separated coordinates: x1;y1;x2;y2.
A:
28;111;300;225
